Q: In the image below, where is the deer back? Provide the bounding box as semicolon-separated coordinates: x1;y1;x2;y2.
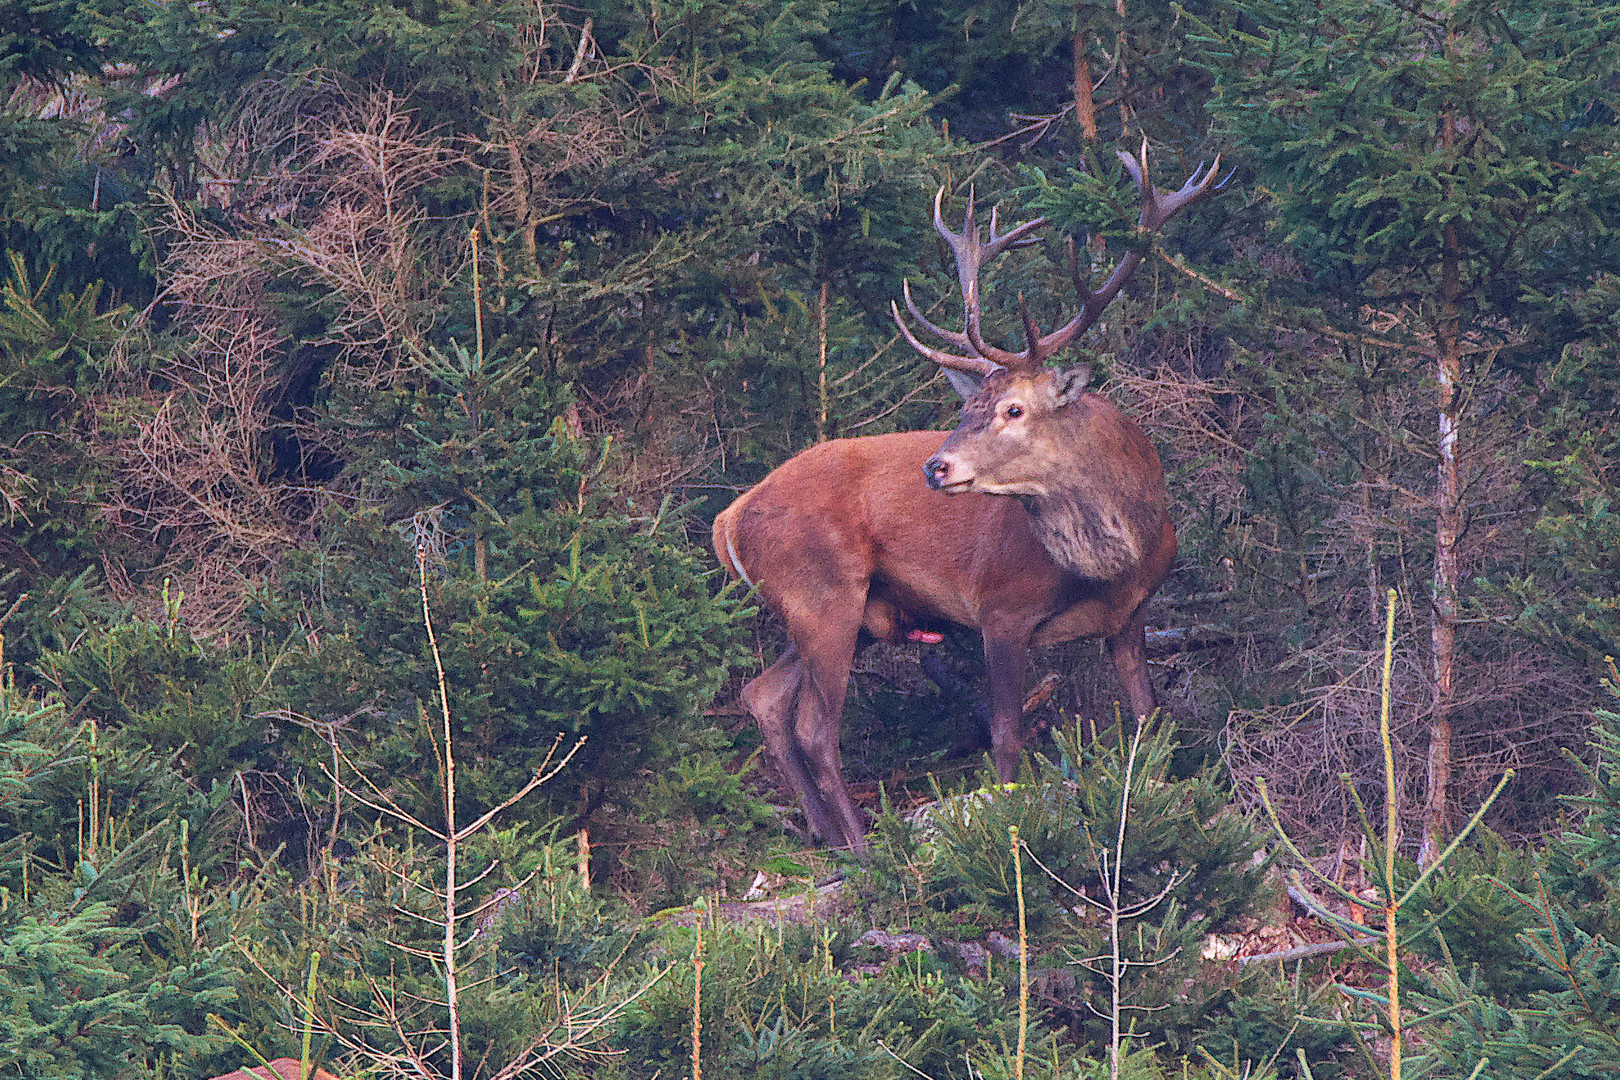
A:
713;431;1080;631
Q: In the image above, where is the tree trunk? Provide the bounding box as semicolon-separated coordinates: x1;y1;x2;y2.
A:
1426;312;1460;866
1114;0;1131;131
816;279;829;443
1424;146;1462;868
505;139;539;275
1073;18;1098;142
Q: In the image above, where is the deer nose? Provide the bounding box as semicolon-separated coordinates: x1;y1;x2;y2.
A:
923;455;950;489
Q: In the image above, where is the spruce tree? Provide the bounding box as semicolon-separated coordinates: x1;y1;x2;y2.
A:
251;338;750;838
1208;0;1620;860
0;666;239;1077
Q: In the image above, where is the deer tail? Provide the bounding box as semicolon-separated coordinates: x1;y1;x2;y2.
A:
714;506;757;592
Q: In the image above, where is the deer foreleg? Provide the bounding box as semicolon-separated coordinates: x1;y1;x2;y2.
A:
982;627;1033;782
1106;601;1156;721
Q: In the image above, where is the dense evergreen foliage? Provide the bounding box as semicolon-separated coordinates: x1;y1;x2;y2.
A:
4;0;1620;1075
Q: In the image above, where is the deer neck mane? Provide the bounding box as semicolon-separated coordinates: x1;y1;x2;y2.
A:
1020;486;1143;581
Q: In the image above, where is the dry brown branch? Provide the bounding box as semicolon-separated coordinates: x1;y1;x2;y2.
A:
100;44;670;627
1224;626;1587;843
94;86;489;627
161;85;467;374
1110;362;1250;518
0;464;36;523
93;248;315;627
1101;297;1580;841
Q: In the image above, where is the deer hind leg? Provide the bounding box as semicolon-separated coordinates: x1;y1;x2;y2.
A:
1105;600;1156;722
741;598;868;850
740;646;833;835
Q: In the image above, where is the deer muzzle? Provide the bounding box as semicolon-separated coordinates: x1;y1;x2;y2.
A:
924;453;970;492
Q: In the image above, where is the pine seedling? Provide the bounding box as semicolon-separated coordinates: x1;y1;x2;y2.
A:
1254;589;1511;1080
243;543;673;1079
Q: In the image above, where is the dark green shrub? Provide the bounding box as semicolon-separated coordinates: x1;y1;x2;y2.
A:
1399;832;1560;1005
1193;970;1351;1080
249;344;750;841
861;719;1295;1067
1541;675;1620;943
1417;677;1620;1077
623;741;781;907
34;586;279;791
0;675;241;1078
612;921;1027;1080
234;822;648;1078
0;253;128;675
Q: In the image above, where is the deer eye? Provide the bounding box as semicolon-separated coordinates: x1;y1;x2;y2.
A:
1005;404;1024;419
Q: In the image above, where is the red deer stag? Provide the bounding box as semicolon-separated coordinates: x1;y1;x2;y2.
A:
714;142;1227;850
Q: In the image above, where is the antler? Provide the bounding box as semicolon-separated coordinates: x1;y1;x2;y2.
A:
891;138;1232;377
1045;138;1230;353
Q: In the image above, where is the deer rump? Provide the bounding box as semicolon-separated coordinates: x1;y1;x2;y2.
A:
713;420;1175;853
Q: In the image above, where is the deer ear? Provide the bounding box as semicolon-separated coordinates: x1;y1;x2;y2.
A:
944;367;985;400
1050;365;1092;405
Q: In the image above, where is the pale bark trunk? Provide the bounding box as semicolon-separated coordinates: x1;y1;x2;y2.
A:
1424;182;1462;867
816;280;829;443
1426;337;1459;866
1073;21;1098;142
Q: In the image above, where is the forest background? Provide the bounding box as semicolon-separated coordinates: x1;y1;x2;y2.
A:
4;0;1620;1077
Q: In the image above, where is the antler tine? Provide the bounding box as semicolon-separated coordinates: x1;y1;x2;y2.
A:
900;279;971;351
981;206;1047;257
1121;135;1228;231
1066;236;1087;304
933;187;1045;263
902;162;1226;374
889;299;1002;378
1017;294;1043;359
985;205;1044;255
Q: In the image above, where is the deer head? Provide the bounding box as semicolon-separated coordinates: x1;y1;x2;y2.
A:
891;139;1229;496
